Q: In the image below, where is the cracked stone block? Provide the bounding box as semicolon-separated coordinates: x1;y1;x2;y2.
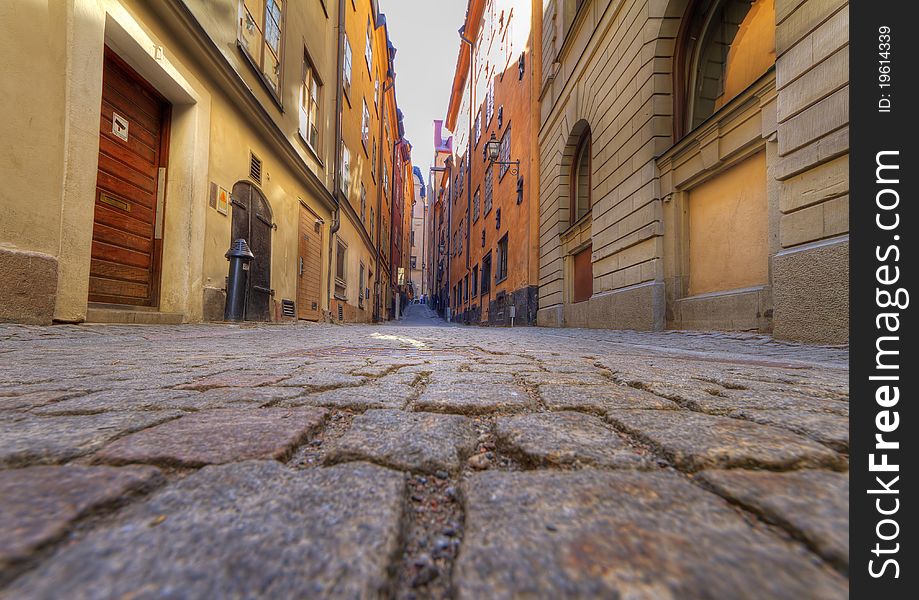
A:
176;371;287;390
729;409;849;452
680;389;849;417
519;371;611;386
496;412;651;469
697;469;849;570
4;461;405;599
277;369;368;390
605;410;846;472
295;381;413;410
540;384;679;415
456;470;847;599
0;412;184;468
326;409;476;474
415;383;532;415
30;389;204;416
0;465;163;572
0;390;84;412
94;408;328;467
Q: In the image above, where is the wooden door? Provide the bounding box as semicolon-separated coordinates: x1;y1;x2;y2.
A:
89;49;170;306
297;206;322;321
230;181;273;321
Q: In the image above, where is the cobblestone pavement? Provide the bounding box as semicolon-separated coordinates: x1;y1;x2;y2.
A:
0;304;849;598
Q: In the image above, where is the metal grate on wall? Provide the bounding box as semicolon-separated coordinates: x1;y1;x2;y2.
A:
281;299;296;317
249;152;263;186
338;304;344;321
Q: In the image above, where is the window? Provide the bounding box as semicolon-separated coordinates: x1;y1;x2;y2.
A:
365;18;374;73
342;32;352;98
239;0;284;94
361;99;371;150
472;264;479;296
335;240;347;284
370;208;375;240
383;165;389;197
360;184;367;223
483;165;494;215
474;111;482;146
679;0;776;136
473;188;481;222
374;78;380;111
340;144;351;195
299;56;321;149
463;275;469;303
480;252;492;295
485;78;495;124
371;139;377;179
359;262;365;308
498;127;511;178
570;130;591;223
496;234;509;282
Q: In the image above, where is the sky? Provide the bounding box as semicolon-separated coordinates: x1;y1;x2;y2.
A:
380;0;469;188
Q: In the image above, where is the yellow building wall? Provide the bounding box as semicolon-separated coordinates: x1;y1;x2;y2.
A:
688;151;769;296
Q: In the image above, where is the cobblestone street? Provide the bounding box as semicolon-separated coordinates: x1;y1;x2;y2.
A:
0;304;849;598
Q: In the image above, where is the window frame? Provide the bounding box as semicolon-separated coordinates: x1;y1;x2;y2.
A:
569;130;592;225
480;252;493;295
298;50;322;154
342;32;353;101
238;0;286;106
496;233;509;283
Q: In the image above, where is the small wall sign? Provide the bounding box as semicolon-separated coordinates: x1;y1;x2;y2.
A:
216;186;230;215
112;112;129;141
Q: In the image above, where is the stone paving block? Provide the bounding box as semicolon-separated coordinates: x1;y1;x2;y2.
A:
30;389;204;416
0;390;83;412
94;408;328;467
277;368;368;390
456;470;847;599
294;381;414;410
540;384;679;414
3;461;406;599
0;412;184;468
605;410;846;472
0;465;163;572
326;409;477;474
730;409;849;452
176;371;287;390
415;383;532;415
465;363;541;373
426;371;515;385
496;412;651;469
697;469;849;570
681;389;849;417
519;371;610;386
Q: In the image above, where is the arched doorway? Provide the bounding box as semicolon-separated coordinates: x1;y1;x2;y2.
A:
231;181;273;321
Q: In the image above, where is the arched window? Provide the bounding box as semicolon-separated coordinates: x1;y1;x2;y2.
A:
677;0;775;136
570;130;591;224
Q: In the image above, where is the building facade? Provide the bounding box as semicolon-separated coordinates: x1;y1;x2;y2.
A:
408;167;428;299
1;0;413;326
536;0;848;343
439;0;542;326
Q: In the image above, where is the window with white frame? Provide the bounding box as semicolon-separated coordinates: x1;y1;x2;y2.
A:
360;184;367;223
361;99;371;150
473;188;481;222
299;54;320;149
486;78;495;124
499;127;511;178
483;165;494;215
340;144;351;195
239;0;284;94
342;32;353;98
474;111;482;147
365;18;374;73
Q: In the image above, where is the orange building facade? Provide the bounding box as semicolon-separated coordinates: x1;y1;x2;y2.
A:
437;0;541;326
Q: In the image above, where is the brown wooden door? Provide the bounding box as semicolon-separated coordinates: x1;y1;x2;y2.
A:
297;206;322;321
89;49;170;306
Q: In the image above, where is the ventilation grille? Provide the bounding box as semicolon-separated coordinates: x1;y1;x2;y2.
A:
249;152;263;185
281;299;296;317
338;304;344;321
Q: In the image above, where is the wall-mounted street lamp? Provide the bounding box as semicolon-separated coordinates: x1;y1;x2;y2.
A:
484;132;520;176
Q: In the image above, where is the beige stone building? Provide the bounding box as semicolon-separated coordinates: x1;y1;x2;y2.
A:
536;0;848;343
0;0;342;325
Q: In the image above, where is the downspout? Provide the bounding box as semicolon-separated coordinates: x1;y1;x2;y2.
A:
374;80;395;322
327;0;346;320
